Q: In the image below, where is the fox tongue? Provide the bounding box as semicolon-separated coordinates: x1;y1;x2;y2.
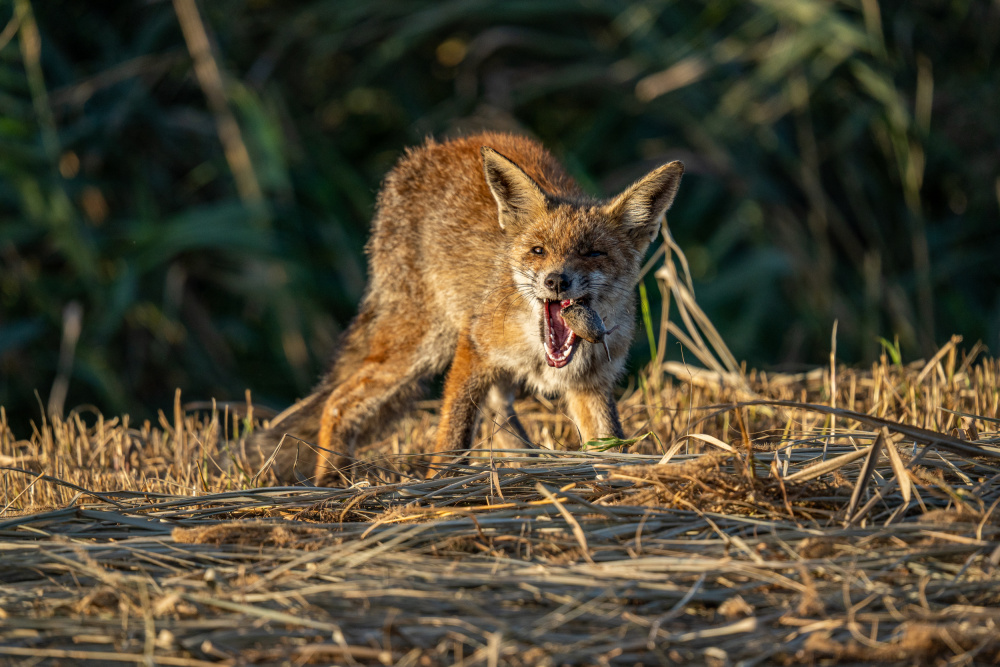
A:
544;299;576;367
547;300;572;349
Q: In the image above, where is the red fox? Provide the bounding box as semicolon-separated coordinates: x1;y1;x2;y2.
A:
248;132;683;484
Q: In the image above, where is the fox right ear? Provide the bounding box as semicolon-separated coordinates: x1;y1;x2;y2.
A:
481;147;547;229
607;160;684;247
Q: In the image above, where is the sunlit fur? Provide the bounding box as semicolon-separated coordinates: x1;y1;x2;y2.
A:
247;132;683;484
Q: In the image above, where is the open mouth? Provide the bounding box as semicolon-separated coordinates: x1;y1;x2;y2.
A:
542;299;580;368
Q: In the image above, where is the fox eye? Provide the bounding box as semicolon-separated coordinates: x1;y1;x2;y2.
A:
583;249;606;258
531;246;545;255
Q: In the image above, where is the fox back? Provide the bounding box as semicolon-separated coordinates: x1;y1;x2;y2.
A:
248;132;683;484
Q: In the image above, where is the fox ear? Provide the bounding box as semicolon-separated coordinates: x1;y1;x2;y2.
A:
608;161;684;245
481;146;547;230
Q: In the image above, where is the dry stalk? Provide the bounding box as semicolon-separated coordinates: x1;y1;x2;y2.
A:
2;344;999;664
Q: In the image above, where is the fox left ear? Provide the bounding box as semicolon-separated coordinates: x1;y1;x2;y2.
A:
608;161;684;245
481;146;548;230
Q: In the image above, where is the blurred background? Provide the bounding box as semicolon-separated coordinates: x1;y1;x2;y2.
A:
2;0;998;432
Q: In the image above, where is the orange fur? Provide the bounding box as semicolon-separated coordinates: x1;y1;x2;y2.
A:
247;132;683;485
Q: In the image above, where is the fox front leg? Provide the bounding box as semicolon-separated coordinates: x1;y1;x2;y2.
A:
429;332;491;474
564;385;625;447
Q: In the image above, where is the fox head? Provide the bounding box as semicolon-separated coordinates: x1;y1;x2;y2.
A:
481;146;684;368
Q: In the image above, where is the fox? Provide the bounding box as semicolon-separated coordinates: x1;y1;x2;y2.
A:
247;132;683;485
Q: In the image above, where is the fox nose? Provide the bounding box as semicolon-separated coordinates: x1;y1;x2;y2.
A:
543;272;571;296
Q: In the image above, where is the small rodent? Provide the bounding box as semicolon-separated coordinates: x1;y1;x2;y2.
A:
561;303;617;361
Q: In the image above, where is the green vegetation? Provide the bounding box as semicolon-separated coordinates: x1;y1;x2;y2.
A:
2;0;998;427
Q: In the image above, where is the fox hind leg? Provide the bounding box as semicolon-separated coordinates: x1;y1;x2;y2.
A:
314;331;441;486
314;345;425;486
245;309;377;483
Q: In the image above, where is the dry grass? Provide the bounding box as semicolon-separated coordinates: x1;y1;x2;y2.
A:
3;357;999;666
3;250;1000;665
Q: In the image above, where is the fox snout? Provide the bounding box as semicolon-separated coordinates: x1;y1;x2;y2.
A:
535;267;591;368
542;271;572;299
